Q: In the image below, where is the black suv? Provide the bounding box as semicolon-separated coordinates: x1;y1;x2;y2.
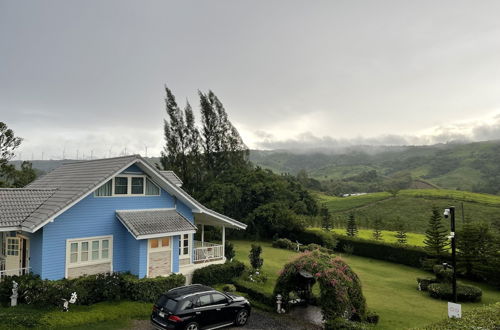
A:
151;284;251;330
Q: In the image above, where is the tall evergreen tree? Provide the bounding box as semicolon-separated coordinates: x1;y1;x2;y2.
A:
346;212;358;237
457;222;492;278
372;217;383;241
160;86;187;179
183;102;202;192
424;207;449;257
320;205;333;231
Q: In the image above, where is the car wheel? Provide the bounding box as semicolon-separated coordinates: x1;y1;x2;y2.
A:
235;309;249;326
185;322;199;330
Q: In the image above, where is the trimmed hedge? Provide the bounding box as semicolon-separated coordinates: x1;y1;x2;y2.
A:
420;302;500;329
416;277;438;291
427;283;482;302
297;229;443;268
0;272;185;306
191;260;245;286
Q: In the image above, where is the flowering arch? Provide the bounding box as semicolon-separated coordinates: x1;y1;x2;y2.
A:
273;250;366;322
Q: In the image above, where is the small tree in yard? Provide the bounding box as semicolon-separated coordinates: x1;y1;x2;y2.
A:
249;244;263;270
372;217;383;241
225;241;235;260
346;212;358;237
320;205;333;231
395;221;408;245
424;207;449;258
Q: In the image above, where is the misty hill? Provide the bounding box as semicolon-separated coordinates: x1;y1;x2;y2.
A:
250;140;500;195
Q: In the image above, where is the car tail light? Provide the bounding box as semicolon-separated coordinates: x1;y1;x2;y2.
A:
168;315;182;322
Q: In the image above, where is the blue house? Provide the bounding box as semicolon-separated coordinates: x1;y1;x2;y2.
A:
0;155;246;282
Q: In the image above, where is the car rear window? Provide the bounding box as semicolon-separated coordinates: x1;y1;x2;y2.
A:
156;295;178;312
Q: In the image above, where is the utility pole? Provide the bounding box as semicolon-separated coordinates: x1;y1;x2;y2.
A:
445;206;457;303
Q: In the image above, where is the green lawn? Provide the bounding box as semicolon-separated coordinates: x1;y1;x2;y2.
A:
232;240;500;329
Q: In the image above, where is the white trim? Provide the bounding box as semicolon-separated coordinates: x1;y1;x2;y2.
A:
31;158;139;233
116;208;175;213
65;235;113;278
0;227;21;232
138;230;196;240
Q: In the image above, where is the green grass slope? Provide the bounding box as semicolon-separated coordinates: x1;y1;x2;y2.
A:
316;189;500;233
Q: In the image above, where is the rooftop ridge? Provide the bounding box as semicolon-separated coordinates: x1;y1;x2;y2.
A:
61;154;141;165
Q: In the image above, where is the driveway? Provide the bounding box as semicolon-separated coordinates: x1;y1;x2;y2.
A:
129;308;322;330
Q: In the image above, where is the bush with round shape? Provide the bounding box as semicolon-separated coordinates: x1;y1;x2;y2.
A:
427;283;482;302
274;250;367;323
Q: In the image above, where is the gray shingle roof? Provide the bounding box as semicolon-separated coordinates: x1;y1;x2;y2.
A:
159;171;183;187
24;155;140;230
116;209;197;238
0;189;56;227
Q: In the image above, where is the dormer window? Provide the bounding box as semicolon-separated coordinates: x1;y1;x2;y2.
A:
114;177;129;195
95;176;159;197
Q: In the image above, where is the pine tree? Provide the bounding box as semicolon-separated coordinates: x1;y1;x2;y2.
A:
372;217;383;241
346;212;358;237
457;222;491;278
424;207;449;257
320;205;333;231
394;217;407;244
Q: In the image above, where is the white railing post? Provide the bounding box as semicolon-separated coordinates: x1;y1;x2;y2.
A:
222;226;225;259
201;224;205;246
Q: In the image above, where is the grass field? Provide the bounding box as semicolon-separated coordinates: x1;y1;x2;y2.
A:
315;189;500;232
232;240;500;330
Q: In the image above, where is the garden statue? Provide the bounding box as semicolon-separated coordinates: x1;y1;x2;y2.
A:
10;280;18;307
276;294;285;314
295;240;302;252
62;292;78;312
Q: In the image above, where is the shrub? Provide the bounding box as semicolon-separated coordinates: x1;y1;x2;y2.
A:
249;244;263;270
365;310;379;324
325;317;369;329
427;283;482;302
420;302;500;329
221;284;236;292
0;272;185;306
292;228;338;250
192;260;245;286
123;274;185;302
272;238;296;250
233;278;275;307
433;265;453;283
225;241;236;260
416;277;438;291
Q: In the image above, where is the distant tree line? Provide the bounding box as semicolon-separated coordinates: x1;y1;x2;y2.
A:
159;87;318;239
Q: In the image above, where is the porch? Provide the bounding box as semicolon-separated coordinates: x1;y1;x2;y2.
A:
0;232;31;280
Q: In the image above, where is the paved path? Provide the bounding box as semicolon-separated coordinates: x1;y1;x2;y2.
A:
129;308;322;330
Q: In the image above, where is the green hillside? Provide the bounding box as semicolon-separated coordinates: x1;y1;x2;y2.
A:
315;189;500;233
249;140;500;194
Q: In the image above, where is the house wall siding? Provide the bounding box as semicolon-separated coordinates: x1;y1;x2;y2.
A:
39;187;176;280
29;229;43;276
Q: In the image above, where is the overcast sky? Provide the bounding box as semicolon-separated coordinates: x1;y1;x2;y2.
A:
2;1;500;159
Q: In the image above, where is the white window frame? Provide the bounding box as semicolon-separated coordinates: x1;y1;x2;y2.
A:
66;235;113;272
179;233;191;259
94;175;160;197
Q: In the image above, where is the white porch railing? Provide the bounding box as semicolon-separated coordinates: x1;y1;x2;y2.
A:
193;241;224;263
0;265;31;281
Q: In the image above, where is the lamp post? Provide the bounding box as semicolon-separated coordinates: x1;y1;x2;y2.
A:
444;206;457;303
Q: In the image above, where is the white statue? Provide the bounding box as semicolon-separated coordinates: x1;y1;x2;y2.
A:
62;292;78;312
296;240;302;252
276;294;285;314
10;281;18;307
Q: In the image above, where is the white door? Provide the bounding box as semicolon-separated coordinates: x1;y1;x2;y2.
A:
5;237;20;275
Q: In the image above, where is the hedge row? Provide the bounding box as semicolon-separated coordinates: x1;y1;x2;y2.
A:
272;238;333;254
427;283;482;302
0;272;185;306
296;229;440;268
191;260;245;286
232;278;275;307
